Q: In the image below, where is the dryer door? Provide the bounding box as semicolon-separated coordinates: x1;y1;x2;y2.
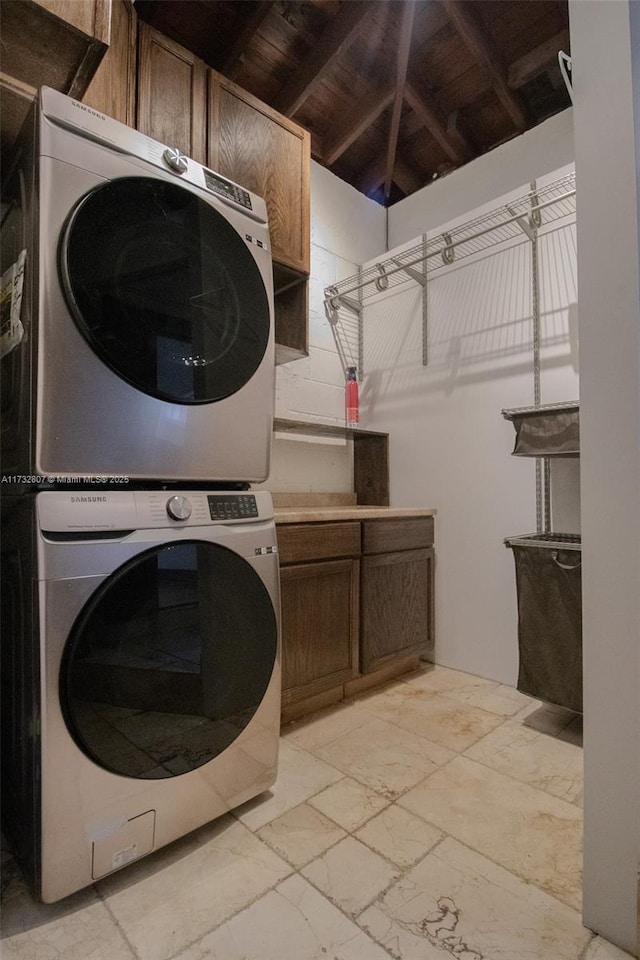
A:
59;177;270;404
59;540;278;779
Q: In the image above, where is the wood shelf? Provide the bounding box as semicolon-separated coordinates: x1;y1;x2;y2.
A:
273;264;309;364
273;417;389;506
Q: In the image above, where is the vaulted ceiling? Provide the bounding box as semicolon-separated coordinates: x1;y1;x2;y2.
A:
134;0;571;205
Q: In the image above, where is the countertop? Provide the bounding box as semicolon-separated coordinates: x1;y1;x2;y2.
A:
274;506;437;523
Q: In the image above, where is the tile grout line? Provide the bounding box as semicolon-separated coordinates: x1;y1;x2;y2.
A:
457;745;584;810
578;933;599;960
86;882;144;960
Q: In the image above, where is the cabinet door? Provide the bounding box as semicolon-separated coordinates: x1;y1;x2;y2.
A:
137;23;207;164
280;558;359;704
208;71;310;274
83;0;136;124
361;547;434;674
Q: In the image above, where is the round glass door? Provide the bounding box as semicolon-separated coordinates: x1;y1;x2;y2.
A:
60;541;278;779
59;177;270;404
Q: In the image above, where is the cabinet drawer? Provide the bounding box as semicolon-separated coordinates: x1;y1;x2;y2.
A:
277;522;360;564
362;517;434;555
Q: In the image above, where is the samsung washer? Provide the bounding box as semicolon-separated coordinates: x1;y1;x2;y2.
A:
1;87;274;483
0;489;280;902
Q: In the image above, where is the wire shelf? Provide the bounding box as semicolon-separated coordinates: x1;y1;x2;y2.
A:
505;532;581;551
501;400;579;421
324;172;576;316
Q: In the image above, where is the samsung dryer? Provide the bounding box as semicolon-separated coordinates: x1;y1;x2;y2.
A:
1;87;274;483
0;489;280;902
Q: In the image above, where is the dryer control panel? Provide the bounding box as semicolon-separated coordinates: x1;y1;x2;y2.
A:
204;169;253;210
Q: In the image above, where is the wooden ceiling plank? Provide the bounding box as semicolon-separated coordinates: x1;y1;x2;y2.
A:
442;0;527;130
222;1;277;77
272;0;377;118
384;0;416;198
508;28;570;89
403;81;470;164
323;82;394;165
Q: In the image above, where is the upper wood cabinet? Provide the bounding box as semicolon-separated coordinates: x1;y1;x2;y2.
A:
83;0;136;125
208;72;311;275
0;0;111;172
136;23;207;165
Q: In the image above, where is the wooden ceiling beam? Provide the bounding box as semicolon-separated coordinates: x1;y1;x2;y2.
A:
508;28;570;90
404;81;471;164
442;0;527;131
221;1;276;77
272;0;377;118
323;82;395;166
384;0;416;199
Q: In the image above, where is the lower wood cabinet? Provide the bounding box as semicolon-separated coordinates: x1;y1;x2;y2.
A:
280;558;359;706
361;547;434;673
360;517;435;674
278;515;435;719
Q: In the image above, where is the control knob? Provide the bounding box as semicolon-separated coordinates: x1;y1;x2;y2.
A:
166;495;192;521
162;147;188;174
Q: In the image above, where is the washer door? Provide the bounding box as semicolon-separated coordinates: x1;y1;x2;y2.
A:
60;541;278;779
59;177;270;404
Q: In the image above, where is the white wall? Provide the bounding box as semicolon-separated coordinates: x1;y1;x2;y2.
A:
362;177;579;685
264;162;386;494
275;161;386;425
570;0;640;952
388;109;574;250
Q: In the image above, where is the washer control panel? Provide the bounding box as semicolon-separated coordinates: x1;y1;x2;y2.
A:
207;494;258;520
203;168;253;210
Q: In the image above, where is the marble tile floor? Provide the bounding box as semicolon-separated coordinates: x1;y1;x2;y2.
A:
1;664;635;960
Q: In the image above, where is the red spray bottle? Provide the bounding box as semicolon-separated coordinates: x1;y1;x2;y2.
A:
345;366;359;428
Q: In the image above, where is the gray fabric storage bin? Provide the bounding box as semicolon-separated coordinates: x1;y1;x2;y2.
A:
505;533;582;714
502;402;579;457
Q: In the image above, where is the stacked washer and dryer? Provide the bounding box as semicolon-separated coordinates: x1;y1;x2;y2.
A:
1;88;280;902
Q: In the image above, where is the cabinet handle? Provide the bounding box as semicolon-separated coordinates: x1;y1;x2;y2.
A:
550;550;581;570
